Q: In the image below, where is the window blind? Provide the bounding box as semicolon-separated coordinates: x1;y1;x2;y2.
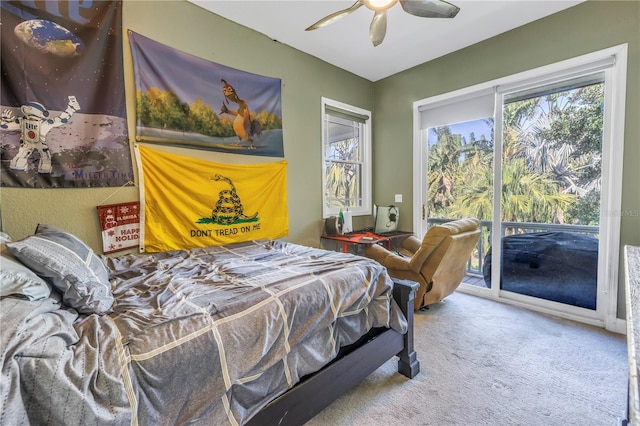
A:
419;87;495;130
325;104;369;123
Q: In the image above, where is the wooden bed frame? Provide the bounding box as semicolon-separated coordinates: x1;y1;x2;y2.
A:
247;279;420;426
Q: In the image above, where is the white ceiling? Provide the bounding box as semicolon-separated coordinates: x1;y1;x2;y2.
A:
187;0;584;82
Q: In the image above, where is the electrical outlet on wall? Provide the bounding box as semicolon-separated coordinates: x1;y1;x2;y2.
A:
394;194;402;203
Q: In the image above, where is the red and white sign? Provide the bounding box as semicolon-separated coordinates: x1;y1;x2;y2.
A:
97;202;140;254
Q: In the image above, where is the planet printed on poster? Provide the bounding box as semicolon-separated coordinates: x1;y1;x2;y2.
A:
14;19;84;57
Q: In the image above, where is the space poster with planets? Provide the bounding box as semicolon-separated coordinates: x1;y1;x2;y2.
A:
128;31;284;157
0;1;133;188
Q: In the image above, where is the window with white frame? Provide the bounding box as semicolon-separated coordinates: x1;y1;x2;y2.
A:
321;97;372;218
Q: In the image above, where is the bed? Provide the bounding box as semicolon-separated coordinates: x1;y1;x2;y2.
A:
1;224;419;425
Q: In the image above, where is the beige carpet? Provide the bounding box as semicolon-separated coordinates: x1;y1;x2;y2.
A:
307;292;628;425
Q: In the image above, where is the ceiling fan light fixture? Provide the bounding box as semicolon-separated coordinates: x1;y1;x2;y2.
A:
305;0;460;47
364;0;398;11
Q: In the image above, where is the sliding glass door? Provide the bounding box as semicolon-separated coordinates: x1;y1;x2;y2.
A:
413;45;627;329
495;75;604;310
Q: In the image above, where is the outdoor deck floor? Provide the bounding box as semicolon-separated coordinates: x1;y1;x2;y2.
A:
462;274;487;288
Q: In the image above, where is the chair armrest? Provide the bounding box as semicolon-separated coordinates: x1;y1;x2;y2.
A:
400;236;422;254
364;244;412;271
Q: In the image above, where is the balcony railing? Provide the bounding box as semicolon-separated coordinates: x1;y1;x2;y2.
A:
427;218;599;277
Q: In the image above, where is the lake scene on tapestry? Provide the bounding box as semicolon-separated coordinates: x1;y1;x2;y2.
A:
128;31;283;157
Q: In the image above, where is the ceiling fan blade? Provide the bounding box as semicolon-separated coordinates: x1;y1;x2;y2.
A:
399;0;460;18
305;0;364;31
369;10;387;47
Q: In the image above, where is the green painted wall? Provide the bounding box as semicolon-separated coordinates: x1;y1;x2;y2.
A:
372;0;639;317
0;0;374;250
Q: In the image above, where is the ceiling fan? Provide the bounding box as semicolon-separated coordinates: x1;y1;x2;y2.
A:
305;0;460;47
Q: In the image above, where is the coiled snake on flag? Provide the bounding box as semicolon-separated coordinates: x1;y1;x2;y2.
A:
211;174;258;224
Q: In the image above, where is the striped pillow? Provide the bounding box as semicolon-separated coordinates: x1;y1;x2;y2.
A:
6;224;114;315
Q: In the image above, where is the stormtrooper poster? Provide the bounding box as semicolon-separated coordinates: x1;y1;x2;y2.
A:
128;31;284;157
0;1;133;188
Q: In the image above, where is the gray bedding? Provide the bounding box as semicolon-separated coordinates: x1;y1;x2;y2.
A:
1;240;406;425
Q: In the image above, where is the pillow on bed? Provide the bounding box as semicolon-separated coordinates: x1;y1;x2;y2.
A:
6;224;114;315
1;233;52;301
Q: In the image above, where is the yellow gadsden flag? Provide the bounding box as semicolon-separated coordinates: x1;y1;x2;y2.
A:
136;144;288;252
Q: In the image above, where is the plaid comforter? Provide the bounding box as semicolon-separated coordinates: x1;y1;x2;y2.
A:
1;240;406;425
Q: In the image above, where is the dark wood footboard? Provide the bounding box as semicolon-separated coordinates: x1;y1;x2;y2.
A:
246;278;419;426
393;279;421;379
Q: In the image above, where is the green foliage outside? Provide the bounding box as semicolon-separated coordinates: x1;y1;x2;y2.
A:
135;88;282;137
428;83;604;228
325;137;361;210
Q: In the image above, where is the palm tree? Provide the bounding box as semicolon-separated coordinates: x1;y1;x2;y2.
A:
450;150;493;221
502;83;604;224
427;127;463;217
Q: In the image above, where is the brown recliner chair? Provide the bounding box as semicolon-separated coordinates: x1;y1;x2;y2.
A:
364;218;481;310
